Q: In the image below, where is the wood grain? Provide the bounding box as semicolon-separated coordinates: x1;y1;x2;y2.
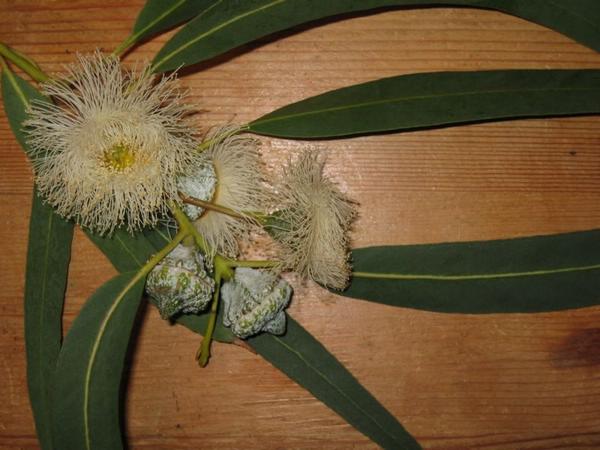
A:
2;1;600;449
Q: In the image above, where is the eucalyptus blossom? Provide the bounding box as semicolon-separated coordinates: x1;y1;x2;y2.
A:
271;152;357;290
24;51;199;234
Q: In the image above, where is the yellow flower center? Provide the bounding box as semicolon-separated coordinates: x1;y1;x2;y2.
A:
103;143;136;171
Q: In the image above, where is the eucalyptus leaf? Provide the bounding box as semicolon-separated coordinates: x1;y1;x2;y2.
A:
343;230;600;313
249;318;421;450
152;0;600;73
1;65;46;154
87;228;157;273
122;0;219;51
23;195;73;450
2;67;75;450
249;69;600;138
51;272;145;450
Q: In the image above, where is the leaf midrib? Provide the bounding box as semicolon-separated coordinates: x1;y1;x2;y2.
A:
36;209;53;438
83;273;141;450
7;69;56;448
131;0;188;42
153;0;285;71
3;68;29;107
115;233;143;267
353;262;600;281
250;85;600;128
271;334;407;447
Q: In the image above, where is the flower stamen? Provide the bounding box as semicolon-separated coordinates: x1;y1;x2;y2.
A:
102;142;136;172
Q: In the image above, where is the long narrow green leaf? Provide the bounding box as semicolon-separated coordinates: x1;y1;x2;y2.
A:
248;69;600;138
152;0;600;73
343;229;600;313
87;228;157;273
123;0;219;50
2;68;75;450
249;318;421;450
23;194;73;450
51;272;145;450
1;65;46;154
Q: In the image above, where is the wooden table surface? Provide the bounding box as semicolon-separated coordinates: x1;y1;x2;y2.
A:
2;1;600;449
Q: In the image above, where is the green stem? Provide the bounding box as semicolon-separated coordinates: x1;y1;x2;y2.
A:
0;43;48;83
170;203;234;280
173;203;277;268
170;203;281;365
180;193;246;220
172;202;279;269
112;35;136;58
170;202;211;253
138;228;187;280
171;202;250;366
196;273;221;367
180;192;267;225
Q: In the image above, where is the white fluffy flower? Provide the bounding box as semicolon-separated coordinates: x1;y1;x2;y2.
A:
271;152;357;290
178;126;271;257
25;51;198;234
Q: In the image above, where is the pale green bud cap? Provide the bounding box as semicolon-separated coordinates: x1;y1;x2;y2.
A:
146;244;215;319
177;162;217;220
221;268;292;339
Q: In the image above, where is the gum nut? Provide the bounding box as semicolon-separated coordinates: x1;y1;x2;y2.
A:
262;311;287;335
222;268;292;338
146;245;215;318
178;162;217;220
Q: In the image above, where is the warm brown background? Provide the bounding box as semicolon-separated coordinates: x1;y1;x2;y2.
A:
2;1;600;449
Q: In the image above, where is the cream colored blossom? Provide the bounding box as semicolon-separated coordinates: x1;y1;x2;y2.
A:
178;126;271;257
25;51;198;234
272;152;357;290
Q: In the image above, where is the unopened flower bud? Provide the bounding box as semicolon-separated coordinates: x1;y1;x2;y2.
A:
221;268;292;339
146;244;215;319
178;162;217;220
